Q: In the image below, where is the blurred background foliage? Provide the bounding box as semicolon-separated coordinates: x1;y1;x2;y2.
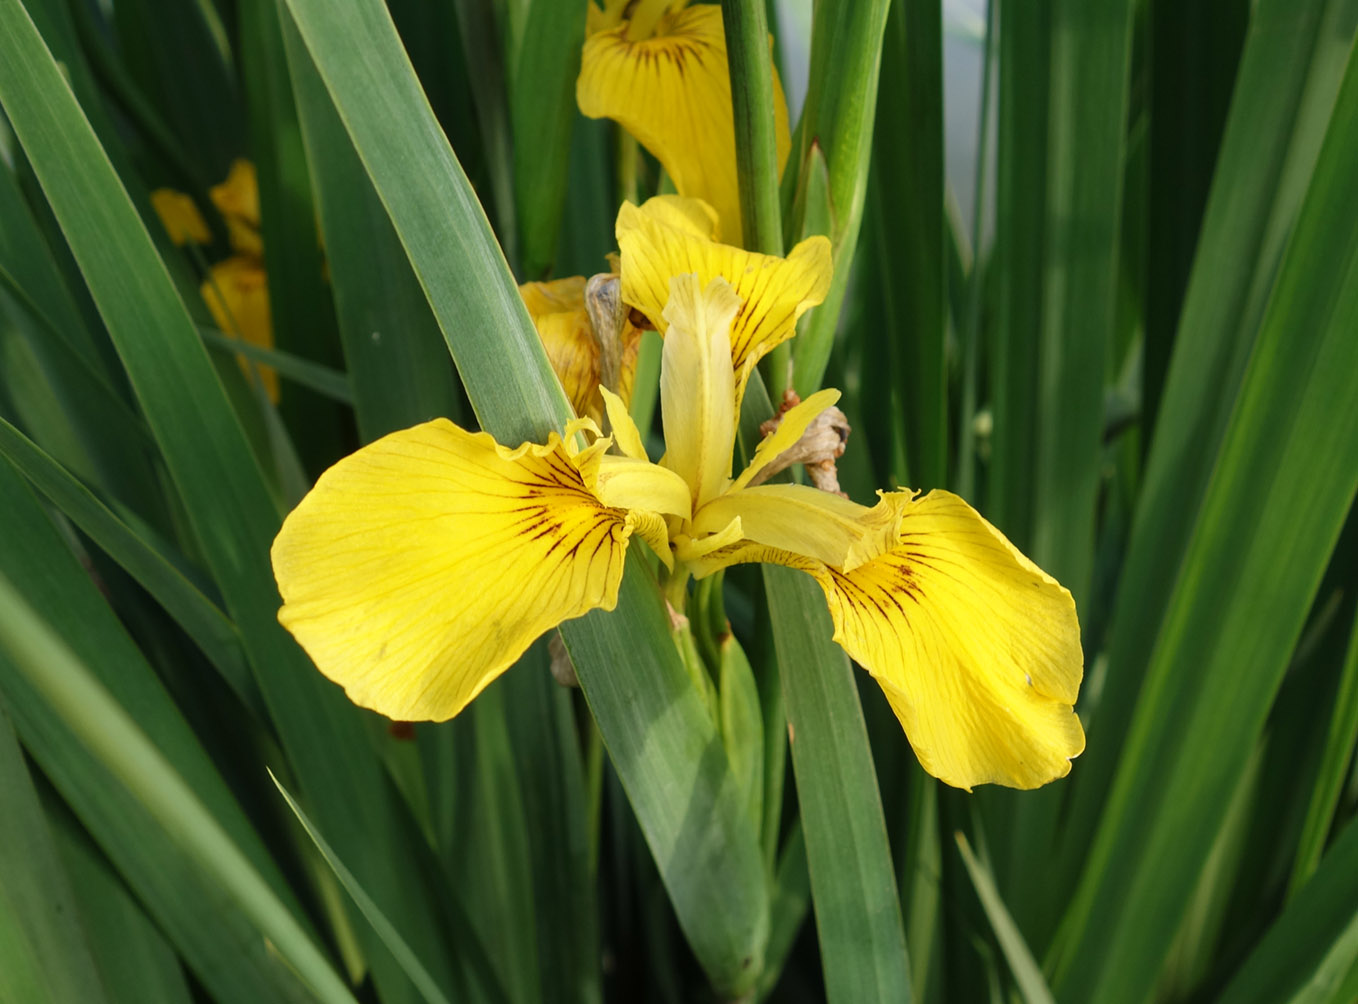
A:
0;0;1356;1001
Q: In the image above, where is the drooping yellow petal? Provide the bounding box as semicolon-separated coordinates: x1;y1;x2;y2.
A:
150;189;211;245
660;274;739;509
731;388;842;491
680;489;1084;789
617;197;832;383
520;277;644;425
816;491;1083;790
209;159;263;258
578;5;790;246
202;256;278;403
272;419;639;721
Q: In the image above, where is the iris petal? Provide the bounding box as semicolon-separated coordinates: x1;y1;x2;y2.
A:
679;489;1085;790
596;454;692;522
814;491;1084;790
617;197;832;393
659;274;739;509
691;483;896;570
731;388;841;491
520;277;643;424
520;277;602;422
272;419;637;721
600;387;648;460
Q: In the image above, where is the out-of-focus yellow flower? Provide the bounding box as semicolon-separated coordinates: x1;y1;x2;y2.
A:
271;197;1085;791
577;0;791;247
150;160;276;401
201;257;277;402
519;275;643;426
209;159;264;259
150;189;211;246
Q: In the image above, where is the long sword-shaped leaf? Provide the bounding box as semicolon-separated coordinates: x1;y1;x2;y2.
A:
0;417;258;715
987;0;1136;944
1061;0;1358;868
867;0;946;491
763;564;911;1002
1290;603;1358;892
1026;0;1134;608
0;6;467;1001
0;459;318;1004
955;833;1055;1004
511;0;586;278
277;0;770;993
988;0;1049;550
722;0;784;257
239;0;348;470
280;16;463;442
1052;42;1358;1002
1218;815;1358;1004
272;773;454;1004
786;0;890;396
0;710;109;1004
0;572;357;1004
48;809;194;1004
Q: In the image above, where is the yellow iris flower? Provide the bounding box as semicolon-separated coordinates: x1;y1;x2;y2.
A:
577;0;791;246
271;196;1085;791
151;160;277;401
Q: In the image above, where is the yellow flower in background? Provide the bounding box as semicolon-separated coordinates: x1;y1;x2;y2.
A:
208;159;264;258
151;159;277;401
519;275;644;426
272;198;1084;791
150;189;211;246
577;0;791;246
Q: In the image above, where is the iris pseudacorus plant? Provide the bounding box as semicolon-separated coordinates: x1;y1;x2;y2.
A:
271;196;1085;791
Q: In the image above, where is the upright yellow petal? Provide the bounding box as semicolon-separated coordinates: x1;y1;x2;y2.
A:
660;274;739;509
578;5;790;246
599;386;648;460
617;197;832;383
150;189;211;245
272;419;639;721
202;256;278;403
